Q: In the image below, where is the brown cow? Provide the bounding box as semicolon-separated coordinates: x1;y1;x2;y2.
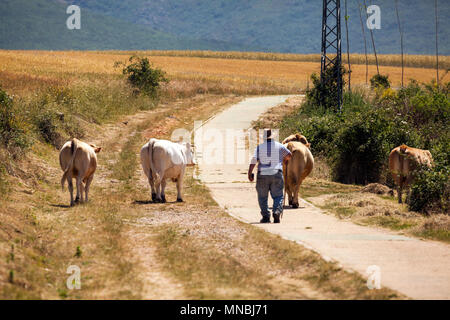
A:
282;134;314;208
388;144;433;204
60;138;101;206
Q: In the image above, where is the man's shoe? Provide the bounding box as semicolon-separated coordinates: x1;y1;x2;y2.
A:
260;216;271;223
273;212;281;223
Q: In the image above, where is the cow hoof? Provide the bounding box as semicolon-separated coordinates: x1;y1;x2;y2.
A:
292;203;299;209
288;200;293;206
161;195;166;203
177;198;183;202
151;193;157;201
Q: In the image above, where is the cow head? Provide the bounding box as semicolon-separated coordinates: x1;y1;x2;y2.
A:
183;142;196;166
282;133;311;149
90;144;102;153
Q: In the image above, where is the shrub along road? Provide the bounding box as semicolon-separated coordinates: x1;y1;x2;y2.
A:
197;95;450;300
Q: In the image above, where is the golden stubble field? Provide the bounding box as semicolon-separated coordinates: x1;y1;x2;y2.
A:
1;50;448;96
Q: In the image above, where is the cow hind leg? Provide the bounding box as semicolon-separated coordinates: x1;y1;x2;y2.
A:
176;174;183;202
397;185;403;204
160;179;167;203
150;170;156;202
152;172;162;202
75;176;83;204
68;177;75;207
84;175;94;203
285;181;293;206
292;181;302;209
148;176;156;202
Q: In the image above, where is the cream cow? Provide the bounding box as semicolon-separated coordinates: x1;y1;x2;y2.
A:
60;138;101;206
282;134;314;208
389;144;433;204
140;138;195;203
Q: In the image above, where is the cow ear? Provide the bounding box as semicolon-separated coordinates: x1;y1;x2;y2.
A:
306;143;311;149
287;142;293;151
94;147;102;153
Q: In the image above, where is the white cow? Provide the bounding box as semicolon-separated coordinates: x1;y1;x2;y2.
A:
140;138;196;203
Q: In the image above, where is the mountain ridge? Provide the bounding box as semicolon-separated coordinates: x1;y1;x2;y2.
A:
1;0;449;54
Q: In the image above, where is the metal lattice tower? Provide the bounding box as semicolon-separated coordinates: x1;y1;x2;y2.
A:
320;0;343;111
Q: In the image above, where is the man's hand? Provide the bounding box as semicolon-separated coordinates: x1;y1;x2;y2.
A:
248;164;256;182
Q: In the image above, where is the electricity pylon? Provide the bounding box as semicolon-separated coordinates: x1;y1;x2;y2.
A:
320;0;343;111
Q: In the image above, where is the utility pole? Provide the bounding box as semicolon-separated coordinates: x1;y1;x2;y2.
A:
345;0;351;92
435;0;439;86
321;0;343;111
358;2;369;85
364;0;379;75
395;0;404;87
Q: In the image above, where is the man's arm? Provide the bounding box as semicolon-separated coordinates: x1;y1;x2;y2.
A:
249;146;259;182
248;163;256;182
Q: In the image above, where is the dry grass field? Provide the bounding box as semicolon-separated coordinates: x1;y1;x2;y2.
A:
1;50;449;97
116;50;450;70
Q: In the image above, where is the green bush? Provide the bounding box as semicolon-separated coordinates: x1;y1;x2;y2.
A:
305;65;346;112
121;56;168;97
370;74;391;89
281;113;340;156
409;166;449;214
331;110;389;184
0;87;30;155
34;110;62;147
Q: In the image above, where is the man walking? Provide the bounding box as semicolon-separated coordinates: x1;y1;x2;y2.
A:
248;129;291;223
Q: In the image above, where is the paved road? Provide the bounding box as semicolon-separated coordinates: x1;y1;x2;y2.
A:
195;95;450;300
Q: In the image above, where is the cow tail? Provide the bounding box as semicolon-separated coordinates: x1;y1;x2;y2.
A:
289;147;299;186
148;139;160;184
61;139;78;191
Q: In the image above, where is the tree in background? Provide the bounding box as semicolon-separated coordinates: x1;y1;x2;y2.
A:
121;56;168;97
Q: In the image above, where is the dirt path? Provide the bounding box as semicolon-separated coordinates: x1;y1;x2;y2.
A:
197;96;450;300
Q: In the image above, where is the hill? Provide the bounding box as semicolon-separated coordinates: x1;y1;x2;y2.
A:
1;0;449;54
0;0;259;51
65;0;450;55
